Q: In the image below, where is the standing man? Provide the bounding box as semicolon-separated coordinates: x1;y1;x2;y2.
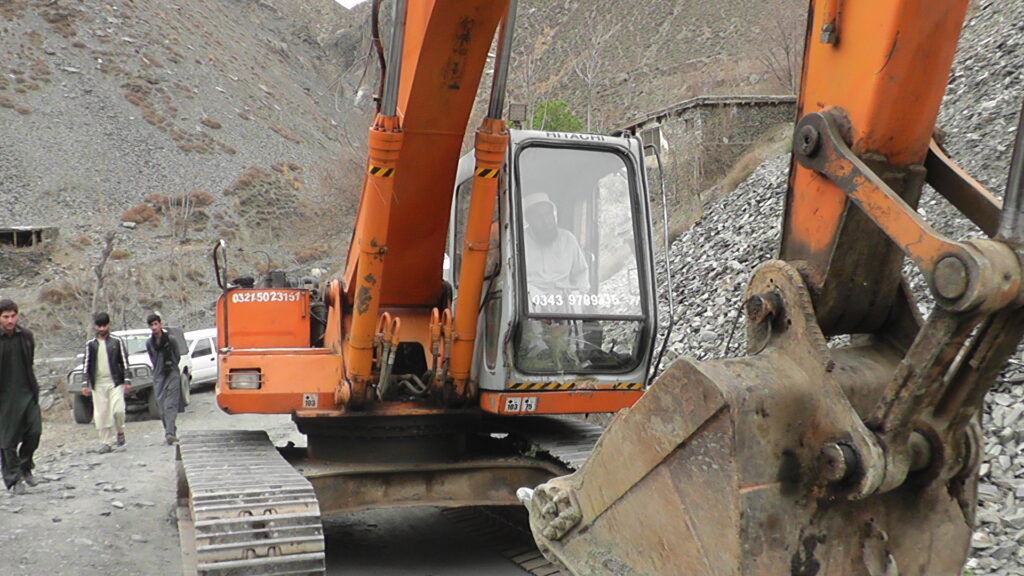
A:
81;312;131;454
146;313;180;445
0;299;42;495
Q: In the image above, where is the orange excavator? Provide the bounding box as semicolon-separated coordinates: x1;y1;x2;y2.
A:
520;0;1024;574
178;1;660;573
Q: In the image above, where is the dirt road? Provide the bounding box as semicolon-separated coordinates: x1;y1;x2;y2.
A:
0;389;541;576
0;387;295;576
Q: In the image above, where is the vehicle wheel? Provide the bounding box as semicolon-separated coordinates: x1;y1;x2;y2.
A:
147;388;161;419
72;394;93;424
181;373;191;407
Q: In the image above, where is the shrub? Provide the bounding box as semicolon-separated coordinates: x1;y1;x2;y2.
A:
531;100;583;132
294;244;328;264
39;282;75;305
145;193;170;210
121;203;159;224
272;162;303;174
227;167;273;194
187;189;214;207
270;123;303;144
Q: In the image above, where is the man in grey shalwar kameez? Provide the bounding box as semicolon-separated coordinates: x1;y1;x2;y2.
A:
0;299;42;495
145;313;182;445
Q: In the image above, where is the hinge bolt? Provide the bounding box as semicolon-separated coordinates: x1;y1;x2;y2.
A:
933;256;969;300
798;125;821;157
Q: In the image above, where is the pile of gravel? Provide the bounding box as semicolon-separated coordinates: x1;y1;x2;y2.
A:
655;2;1024;573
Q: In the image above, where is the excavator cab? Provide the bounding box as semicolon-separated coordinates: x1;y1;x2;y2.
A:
450;129;658;416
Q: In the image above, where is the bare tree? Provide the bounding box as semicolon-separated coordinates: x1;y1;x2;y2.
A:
756;4;805;94
167;193;197;242
90;231;116;316
570;22;619;132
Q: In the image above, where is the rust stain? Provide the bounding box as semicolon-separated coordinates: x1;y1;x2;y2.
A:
790;533;825;576
356;285;372;315
444;17;476;90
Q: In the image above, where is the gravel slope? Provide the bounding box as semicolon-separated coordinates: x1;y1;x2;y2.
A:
657;2;1024;574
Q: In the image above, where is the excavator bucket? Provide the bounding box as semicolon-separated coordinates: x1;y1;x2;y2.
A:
524;261;977;575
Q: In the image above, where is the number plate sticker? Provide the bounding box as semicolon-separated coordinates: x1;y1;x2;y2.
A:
230;291;303;304
504;396;537;413
303;393;318;408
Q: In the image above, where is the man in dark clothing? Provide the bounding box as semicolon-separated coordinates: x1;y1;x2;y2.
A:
0;299;42;494
146;313;181;445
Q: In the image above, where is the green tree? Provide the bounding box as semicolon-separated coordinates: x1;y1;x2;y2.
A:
531;100;583;132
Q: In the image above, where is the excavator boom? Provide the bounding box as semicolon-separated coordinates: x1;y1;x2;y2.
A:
181;1;658;574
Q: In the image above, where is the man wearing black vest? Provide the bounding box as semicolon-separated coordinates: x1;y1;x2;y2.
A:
82;312;131;453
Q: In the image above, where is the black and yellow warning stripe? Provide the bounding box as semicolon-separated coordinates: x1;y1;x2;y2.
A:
508;382;574;391
506;382;644;391
368;165;395;178
474;166;500;179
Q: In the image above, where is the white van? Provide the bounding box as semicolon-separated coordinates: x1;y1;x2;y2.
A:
185;328;218;388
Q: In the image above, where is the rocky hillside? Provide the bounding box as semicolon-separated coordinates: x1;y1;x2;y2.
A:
0;0;805;358
657;1;1024;573
0;0;378;354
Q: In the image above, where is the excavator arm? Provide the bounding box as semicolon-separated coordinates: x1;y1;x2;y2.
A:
522;1;1024;574
192;2;657;573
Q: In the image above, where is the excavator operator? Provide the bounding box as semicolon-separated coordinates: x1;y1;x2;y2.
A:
522;191;590;298
520;191;591;372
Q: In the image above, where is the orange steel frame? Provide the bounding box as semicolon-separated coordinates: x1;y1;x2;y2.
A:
335;1;511;410
782;0;971;335
217;0;640;418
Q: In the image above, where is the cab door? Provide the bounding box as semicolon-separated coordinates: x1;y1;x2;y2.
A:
476;129;658;416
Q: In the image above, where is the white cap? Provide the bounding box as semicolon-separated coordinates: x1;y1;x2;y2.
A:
522;192;555;213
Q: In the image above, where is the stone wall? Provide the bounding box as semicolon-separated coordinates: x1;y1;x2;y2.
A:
621;96;797;220
0;226;59;248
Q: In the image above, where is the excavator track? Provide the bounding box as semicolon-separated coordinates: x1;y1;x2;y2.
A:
177;430;325;576
442;416;604;576
443;506;566;576
498;415;605;471
176;416;603;575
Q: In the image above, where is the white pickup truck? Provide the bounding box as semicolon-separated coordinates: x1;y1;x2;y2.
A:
66;327;192;424
184;328;218;387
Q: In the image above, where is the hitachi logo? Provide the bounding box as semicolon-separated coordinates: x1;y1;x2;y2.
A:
544;132;606;141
